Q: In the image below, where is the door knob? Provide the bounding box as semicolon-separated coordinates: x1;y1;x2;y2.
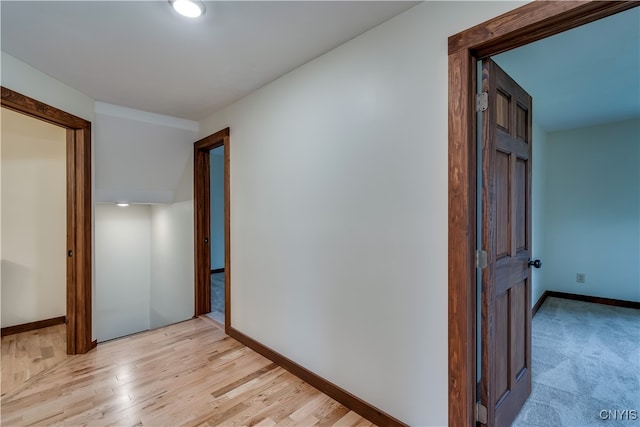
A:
528;259;542;269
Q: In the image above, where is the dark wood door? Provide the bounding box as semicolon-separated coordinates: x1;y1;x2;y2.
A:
480;59;532;427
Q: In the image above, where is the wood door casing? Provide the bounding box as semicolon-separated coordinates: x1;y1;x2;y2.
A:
194;128;231;333
194;145;212;316
447;3;639;425
1;87;93;355
481;59;532;427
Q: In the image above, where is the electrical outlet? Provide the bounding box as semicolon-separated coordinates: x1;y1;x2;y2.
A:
576;273;586;284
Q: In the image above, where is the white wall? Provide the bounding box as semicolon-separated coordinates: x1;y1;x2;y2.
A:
1;51;97;336
544;118;640;302
95;203;151;341
531;120;548;306
198;2;525;425
0;57;199;338
95;199;195;340
1;108;67;327
94;102;198;204
1;2;533;422
1;52;95;122
149;201;194;329
210;147;225;270
148;150;195;329
93;103;197;337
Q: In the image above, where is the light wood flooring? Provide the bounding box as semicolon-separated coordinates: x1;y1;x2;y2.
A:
1;323;72;397
1;317;375;426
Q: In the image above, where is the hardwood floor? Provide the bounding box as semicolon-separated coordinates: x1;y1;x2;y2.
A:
1;317;375;426
1;323;73;397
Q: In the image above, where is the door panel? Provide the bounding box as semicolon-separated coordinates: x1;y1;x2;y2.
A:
516;104;528;141
496;151;510;258
481;58;533;427
496;91;510;130
515;159;527;251
495;294;509;402
511;281;526;377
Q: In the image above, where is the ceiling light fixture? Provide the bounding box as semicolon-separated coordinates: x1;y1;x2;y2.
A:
116;202;130;207
170;0;205;18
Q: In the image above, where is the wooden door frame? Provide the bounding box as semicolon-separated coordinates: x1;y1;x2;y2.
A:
194;127;230;334
1;86;94;355
447;2;638;425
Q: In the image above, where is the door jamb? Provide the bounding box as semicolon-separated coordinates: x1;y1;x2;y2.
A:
193;127;230;334
447;2;638;425
1;86;94;355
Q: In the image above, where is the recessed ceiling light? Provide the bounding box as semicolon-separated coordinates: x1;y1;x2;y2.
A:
116;202;130;207
170;0;205;18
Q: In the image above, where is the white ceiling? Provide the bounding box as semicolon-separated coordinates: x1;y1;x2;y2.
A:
1;1;417;120
494;6;640;132
1;2;637;130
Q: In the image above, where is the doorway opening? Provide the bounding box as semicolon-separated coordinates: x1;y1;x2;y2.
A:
1;87;93;355
489;8;639;424
194;128;230;333
447;2;637;425
1;107;66;333
209;145;225;324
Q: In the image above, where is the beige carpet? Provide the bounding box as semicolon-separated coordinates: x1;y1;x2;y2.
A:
512;297;640;426
209;272;225;323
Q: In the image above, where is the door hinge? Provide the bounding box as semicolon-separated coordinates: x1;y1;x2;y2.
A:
475;402;488;424
476;250;488;269
476;92;488;112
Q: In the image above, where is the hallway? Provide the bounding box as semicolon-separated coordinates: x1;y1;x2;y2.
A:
1;317;374;426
